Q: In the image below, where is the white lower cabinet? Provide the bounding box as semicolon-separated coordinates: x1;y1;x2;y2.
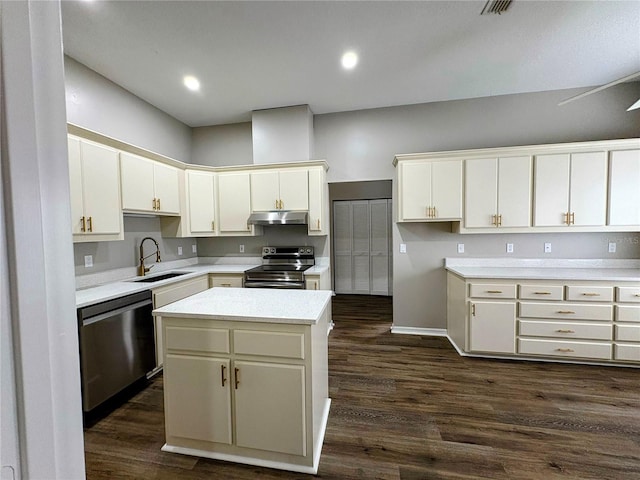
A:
209;274;244;288
161;314;330;473
469;301;516;354
447;273;640;366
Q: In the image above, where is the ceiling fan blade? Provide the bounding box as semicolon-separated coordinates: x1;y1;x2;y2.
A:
628;98;640;111
558;71;640;106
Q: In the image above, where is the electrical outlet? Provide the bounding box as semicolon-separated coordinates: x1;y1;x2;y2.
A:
399;243;407;254
178;246;183;256
608;242;617;253
506;243;514;253
192;244;197;254
457;243;465;254
84;255;93;268
544;242;552;253
239;244;245;253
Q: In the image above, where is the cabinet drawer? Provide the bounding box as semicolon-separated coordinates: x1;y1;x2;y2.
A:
617;287;640;303
519;302;612;321
209;274;244;288
519;285;563;301
234;330;305;359
519;320;612;341
166;326;230;354
614;344;640;362
518;338;611;360
469;283;516;299
615;324;640;342
153;276;209;308
566;285;613;302
616;306;640;322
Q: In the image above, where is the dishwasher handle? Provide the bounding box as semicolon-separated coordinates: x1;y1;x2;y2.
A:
81;299;153;327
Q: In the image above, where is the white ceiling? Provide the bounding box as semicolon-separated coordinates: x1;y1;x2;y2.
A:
61;0;640;127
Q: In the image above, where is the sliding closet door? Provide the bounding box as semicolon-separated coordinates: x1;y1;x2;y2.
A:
333;199;392;295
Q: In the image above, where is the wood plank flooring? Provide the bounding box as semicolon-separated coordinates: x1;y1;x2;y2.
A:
84;294;640;479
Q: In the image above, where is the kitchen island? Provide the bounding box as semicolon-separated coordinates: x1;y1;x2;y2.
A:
153;287;332;474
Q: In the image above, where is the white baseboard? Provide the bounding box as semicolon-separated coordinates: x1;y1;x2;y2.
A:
390;326;448;336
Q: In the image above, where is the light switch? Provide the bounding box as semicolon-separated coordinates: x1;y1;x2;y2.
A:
399;243;407;254
506;243;514;253
178;246;183;256
84;255;93;268
457;243;464;254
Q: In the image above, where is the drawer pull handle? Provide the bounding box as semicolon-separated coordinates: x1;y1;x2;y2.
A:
533;291;551;295
557;310;576;314
234;368;240;389
221;283;232;287
486;290;503;294
555;329;575;334
634;294;640;297
581;293;600;297
221;364;227;387
556;348;575;353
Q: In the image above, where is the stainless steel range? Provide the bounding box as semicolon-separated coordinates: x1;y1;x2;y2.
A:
244;246;315;289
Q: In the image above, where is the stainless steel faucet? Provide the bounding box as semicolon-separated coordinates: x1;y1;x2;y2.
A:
139;237;161;276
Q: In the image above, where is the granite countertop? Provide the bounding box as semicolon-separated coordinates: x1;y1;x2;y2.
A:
444;258;640;282
153;287;332;325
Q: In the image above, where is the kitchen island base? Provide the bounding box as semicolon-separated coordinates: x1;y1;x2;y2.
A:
155;288;332;474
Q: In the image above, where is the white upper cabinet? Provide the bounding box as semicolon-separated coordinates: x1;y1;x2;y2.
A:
250;168;308;212
186;170;216;235
68;135;123;241
307;167;327;235
533;151;606;227
217;172;256;235
120;152;180;215
397;158;462;221
609;149;640;226
465;156;532;229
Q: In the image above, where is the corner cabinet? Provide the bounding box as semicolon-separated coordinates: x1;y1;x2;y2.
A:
68;135;123;242
120;152;181;215
395;157;462;222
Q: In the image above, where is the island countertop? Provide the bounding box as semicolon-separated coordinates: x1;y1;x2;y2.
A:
153;287;332;325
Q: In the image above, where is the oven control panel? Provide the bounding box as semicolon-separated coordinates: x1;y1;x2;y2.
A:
261;246;314;257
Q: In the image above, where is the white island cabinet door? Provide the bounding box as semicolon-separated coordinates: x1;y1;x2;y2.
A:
234;361;306;457
533;154;570;227
569;151;607;227
609;149;640;226
164;355;232;445
464;158;497;228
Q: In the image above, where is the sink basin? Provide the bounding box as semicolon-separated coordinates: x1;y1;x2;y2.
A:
131;272;192;283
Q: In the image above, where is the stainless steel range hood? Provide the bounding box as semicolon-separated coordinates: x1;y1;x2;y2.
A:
247;211;308;225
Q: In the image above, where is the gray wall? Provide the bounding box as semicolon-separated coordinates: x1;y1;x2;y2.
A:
73;216;198;275
312;83;640;329
64;56;192;162
197;226;329;258
191;122;253;166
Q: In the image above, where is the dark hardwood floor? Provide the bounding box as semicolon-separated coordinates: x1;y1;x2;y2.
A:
84;294;640;479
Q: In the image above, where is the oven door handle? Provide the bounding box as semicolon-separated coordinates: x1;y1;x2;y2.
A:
244;281;305;289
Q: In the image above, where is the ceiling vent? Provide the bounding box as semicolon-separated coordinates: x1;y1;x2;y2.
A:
481;0;512;15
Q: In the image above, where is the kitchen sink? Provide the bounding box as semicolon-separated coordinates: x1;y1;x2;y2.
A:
131;272;192;283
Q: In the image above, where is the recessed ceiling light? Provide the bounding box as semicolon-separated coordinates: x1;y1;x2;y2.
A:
183;75;200;92
341;51;358;70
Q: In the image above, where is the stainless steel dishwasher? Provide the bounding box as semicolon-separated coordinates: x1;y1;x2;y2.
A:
77;290;155;412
